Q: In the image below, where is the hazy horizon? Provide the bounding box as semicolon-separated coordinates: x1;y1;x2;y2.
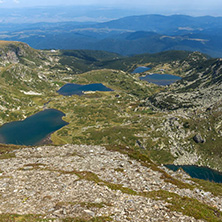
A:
0;0;222;17
0;0;221;24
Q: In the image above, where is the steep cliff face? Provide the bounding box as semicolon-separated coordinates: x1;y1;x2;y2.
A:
0;41;45;65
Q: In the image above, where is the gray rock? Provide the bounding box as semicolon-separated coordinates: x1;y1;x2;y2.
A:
23;166;33;170
84;210;95;217
193;134;205;143
94;198;102;203
136;140;145;149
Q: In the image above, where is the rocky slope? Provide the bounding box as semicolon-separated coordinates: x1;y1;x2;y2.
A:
149;55;222;110
143;52;222;170
0;144;221;221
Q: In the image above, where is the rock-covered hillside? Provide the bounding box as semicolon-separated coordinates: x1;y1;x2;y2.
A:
144;52;222;170
0;144;221;221
149;55;222;110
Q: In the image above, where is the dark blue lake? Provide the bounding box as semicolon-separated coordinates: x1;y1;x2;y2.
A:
0;109;68;146
140;74;182;86
57;83;113;96
132;66;151;74
165;164;222;183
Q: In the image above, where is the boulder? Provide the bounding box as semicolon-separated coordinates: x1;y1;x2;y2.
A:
193;134;205;143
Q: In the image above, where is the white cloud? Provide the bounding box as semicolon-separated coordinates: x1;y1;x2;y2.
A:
0;0;4;3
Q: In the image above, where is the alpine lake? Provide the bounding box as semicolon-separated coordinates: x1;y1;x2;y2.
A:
165;164;222;183
57;83;113;96
140;73;182;86
0;109;68;146
132;66;182;86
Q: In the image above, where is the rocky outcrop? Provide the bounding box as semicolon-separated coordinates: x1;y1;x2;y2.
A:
0;47;19;64
0;41;44;66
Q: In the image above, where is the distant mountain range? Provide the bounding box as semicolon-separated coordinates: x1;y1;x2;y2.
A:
0;6;144;23
1;14;222;57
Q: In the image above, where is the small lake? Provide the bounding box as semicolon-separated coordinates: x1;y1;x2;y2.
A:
0;109;68;146
140;74;182;86
132;66;151;74
57;83;113;96
165;164;222;183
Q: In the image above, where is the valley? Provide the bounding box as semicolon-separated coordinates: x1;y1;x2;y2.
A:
0;41;221;170
0;41;222;221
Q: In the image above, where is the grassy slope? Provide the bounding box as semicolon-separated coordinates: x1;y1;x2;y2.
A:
58;50;192;74
48;70;165;154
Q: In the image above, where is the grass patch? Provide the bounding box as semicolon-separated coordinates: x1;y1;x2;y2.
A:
0;144;22;159
149;150;176;164
144;190;222;221
0;152;16;159
0;214;112;222
0;214;48;222
62;216;112;222
191;178;222;196
81;126;139;147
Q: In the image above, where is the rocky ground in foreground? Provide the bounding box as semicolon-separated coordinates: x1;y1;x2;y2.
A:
0;144;222;221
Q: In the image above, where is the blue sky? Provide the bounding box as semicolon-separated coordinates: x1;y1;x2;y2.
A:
0;0;222;16
0;0;221;8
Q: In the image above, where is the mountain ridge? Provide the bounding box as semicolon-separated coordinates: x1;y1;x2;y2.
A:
1;14;222;57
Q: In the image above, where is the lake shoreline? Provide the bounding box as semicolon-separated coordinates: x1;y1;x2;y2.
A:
0;109;69;146
140;73;182;86
165;164;222;183
57;83;113;96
